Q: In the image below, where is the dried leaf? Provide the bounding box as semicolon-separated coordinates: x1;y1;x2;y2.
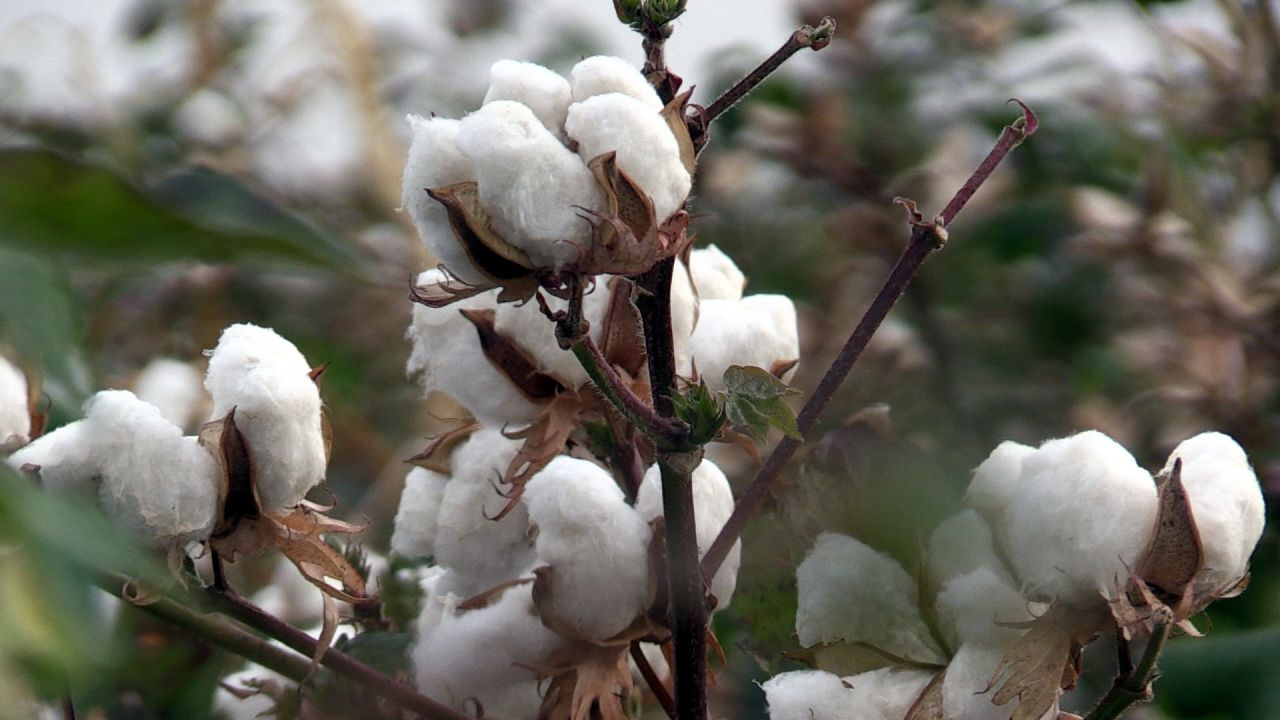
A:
497;392;587;518
538;643;633;720
406;422;480;474
589;151;655;242
458;576;534;611
573;154;694;276
459;308;563;401
659;89;698;177
987;605;1104;720
314;593;339;673
599;277;647;378
202;409;261;538
903;668;946;720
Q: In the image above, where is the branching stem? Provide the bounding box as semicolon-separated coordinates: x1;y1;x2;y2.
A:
571;336;686;446
1085;623;1172;720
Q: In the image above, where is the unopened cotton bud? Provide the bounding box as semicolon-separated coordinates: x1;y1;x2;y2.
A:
796;533;946;664
1161;432;1264;595
204;323;327;513
763;667;934;720
523;455;651;641
635;459;740;609
997;431;1157;605
455;100;604;268
569;55;663;109
482;59;572;137
407;270;543;426
689;295;799;393
133;358;205;431
688;244;746;301
0;356;30;447
402;115;486;285
432;427;536;597
565;92;692;222
391;466;449;560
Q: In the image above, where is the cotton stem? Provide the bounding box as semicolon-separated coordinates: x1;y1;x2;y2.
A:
1085;622;1173;720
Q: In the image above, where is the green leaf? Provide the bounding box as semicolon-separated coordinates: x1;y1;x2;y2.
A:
0;149;365;273
720;365;802;443
671;379;727;447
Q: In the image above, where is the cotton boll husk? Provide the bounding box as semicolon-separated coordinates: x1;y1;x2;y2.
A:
1161;432;1264;595
635;460;740;610
6;419;94;492
0;356;30;445
689;295;800;393
391;466;449;560
762;667;934;720
927;509;1011;590
964;440;1035;528
482;59;571;137
412;583;565;718
132;358;206;432
565;92;692;222
455;100;604;268
795;533;946;664
402;115;486;285
407;269;542;425
999;431;1157;606
492;277;611;388
204;324;326;513
941;643;1057;720
432;427;536;597
570;56;663;109
934;566;1034;651
688;244;746;301
213;665;288;720
523;455;651;641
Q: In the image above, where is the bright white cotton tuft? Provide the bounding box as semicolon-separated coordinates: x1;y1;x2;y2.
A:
482;59;572;137
689;295;799;393
763;667;934;720
688;245;746;301
934;566;1034;651
0;356;30;447
401;115;484;284
492;276;612;388
204;324;326;513
965;440;1034;529
391;466;449;560
570;56;664;109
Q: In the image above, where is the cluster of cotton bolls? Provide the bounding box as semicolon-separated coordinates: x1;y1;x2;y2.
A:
4;323;329;551
764;429;1265;720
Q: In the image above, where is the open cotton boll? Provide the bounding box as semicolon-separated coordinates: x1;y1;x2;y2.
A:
689;295;800;393
391;467;449;560
570;56;663;109
402;115;486;285
0;356;30;446
432;427;536;597
965;440;1035;528
635;459;740;610
6;418;93;492
456;100;604;268
999;431;1157;605
689;244;746;301
407;270;543;426
98;434;220;549
565;92;691;222
796;533;946;664
523;455;651;641
934;566;1034;651
413;583;564;718
762;667;934;720
133;358;206;432
492;277;611;388
1161;432;1264;595
482;59;572;137
927;509;1010;590
204;324;326;514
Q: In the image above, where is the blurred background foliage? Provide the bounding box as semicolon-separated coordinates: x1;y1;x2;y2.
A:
0;0;1276;718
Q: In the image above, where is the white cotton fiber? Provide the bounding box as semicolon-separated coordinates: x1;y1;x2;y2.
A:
455;100;605;268
965;440;1035;528
402;115;485;285
0;356;30;447
635;459;740;610
795;533;946;665
926;509;1009;590
762;667;934;720
413;582;565;718
934;566;1034;651
432;427;536;597
569;56;663;109
688;295;799;393
482;59;572;137
133;358;205;431
996;431;1157;606
204;323;327;513
491;276;611;388
407;270;543;426
6;418;93;492
1160;432;1264;596
941;642;1058;720
523;455;651;641
565;92;691;222
391;466;449;560
688;245;746;301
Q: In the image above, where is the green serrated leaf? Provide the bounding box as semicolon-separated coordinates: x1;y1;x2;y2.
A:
671;379;726;446
720;365;802;442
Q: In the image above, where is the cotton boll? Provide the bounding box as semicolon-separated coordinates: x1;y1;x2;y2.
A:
0;356;30;447
413;583;564;718
6;419;94;492
927;509;1009;590
402;115;486;285
132;358;206;432
1161;432;1264;595
999;431;1157;606
97;434;220;549
432;427;536;597
934;566;1034;651
407;270;543;426
796;533;946;665
565;92;691;222
965;440;1035;528
762;667;934;720
635;459;740;610
391;467;449;560
204;324;326;513
570;56;663;109
688;245;746;301
455;100;604;268
491;277;612;388
482;59;572;137
942;643;1057;720
689;295;800;393
523;456;651;641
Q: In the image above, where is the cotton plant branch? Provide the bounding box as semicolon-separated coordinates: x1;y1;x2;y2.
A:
1084;622;1173;720
701;100;1039;582
630;640;676;719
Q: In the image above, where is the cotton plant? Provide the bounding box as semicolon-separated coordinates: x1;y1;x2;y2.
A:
763;429;1265;720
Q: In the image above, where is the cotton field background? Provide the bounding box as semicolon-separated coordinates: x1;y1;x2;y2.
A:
0;0;1277;719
